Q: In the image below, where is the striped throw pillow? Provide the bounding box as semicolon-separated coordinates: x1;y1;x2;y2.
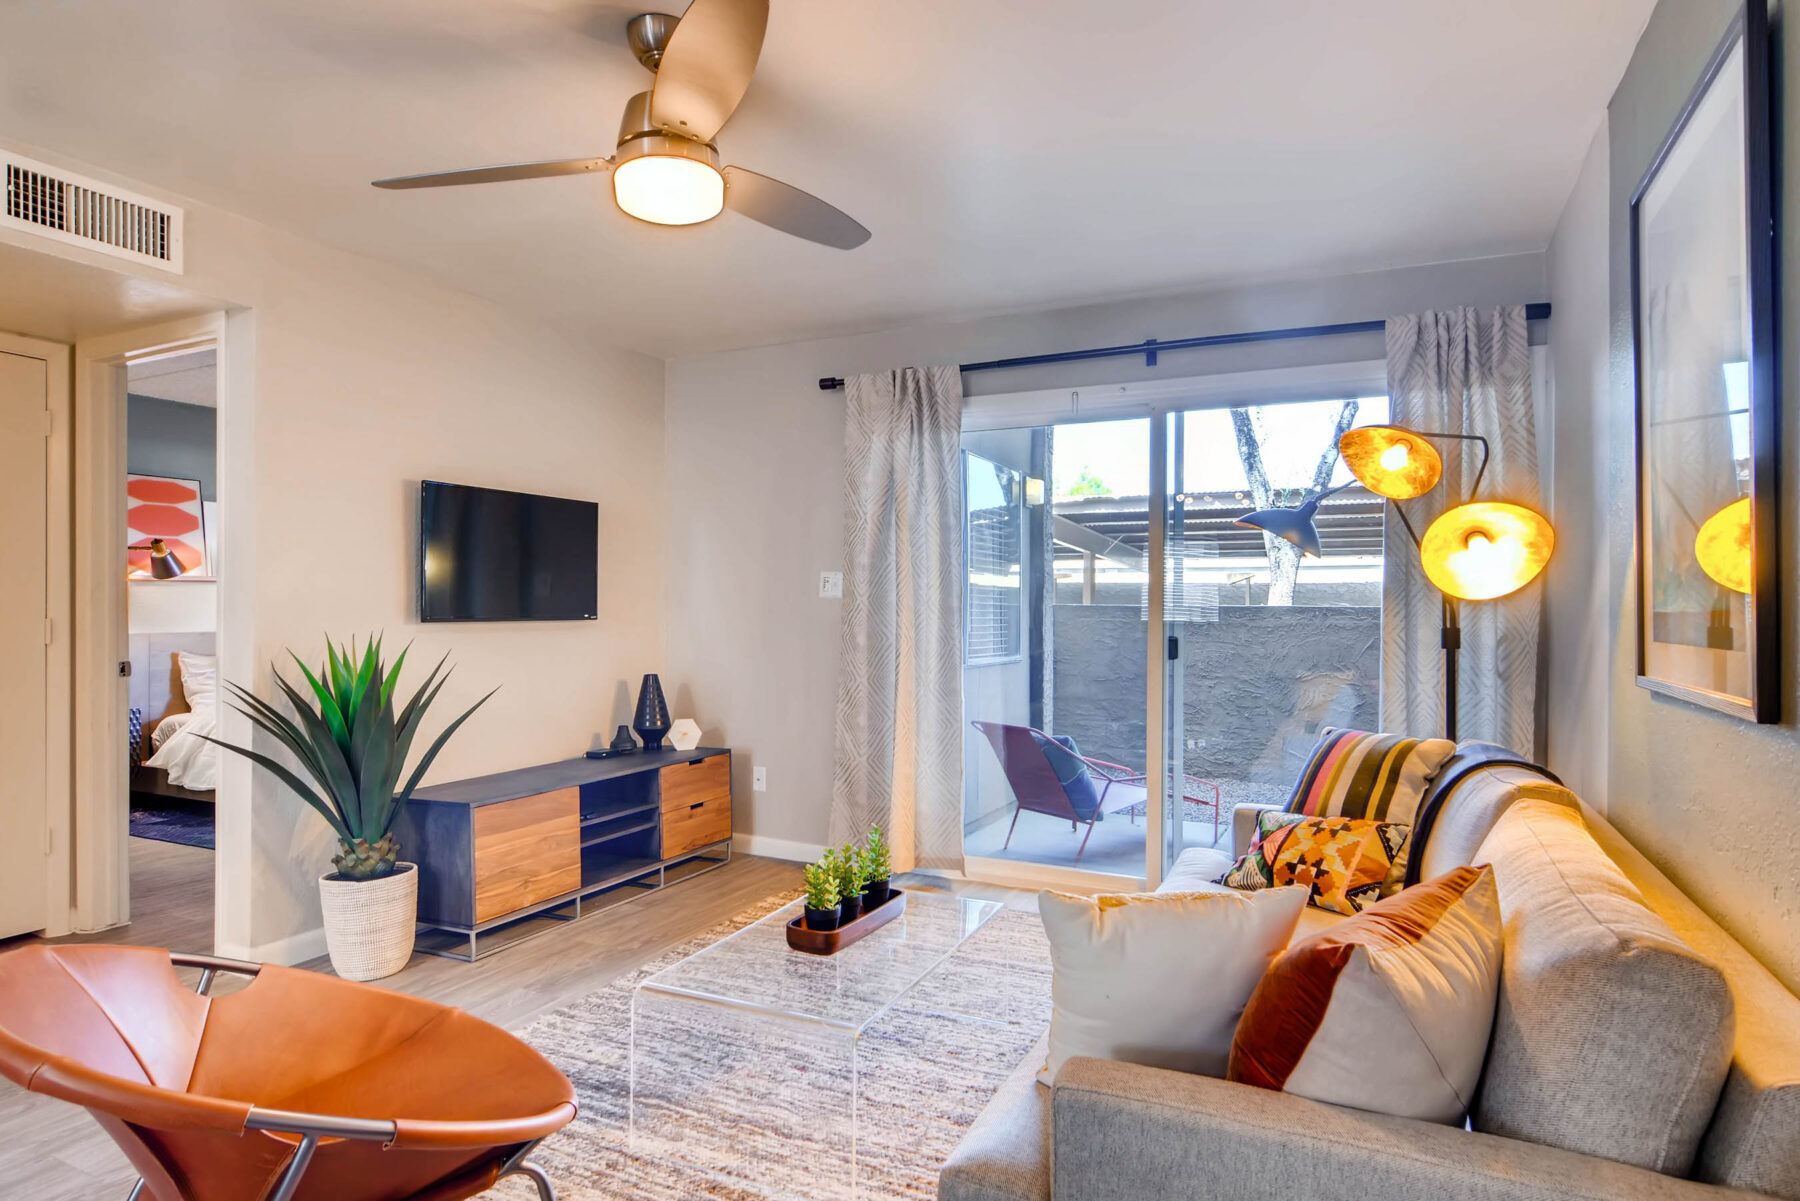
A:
1286;727;1454;825
1285;728;1454;893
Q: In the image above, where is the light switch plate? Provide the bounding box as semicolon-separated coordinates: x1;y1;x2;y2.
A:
753;766;768;792
819;571;843;599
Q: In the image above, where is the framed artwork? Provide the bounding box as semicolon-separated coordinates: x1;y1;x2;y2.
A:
1630;0;1777;722
127;474;211;579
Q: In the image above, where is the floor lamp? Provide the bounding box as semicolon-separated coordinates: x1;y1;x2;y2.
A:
1237;424;1554;741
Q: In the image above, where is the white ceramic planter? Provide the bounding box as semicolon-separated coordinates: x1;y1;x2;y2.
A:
317;862;417;981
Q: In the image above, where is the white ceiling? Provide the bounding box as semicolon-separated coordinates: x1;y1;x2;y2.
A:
0;0;1651;357
129;349;217;408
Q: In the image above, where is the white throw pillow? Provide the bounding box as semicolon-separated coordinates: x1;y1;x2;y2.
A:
1037;885;1308;1085
176;652;218;710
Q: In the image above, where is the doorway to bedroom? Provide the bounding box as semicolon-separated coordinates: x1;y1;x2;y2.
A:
125;348;219;877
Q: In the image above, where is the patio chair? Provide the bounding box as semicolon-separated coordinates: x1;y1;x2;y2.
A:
0;943;576;1201
970;721;1225;862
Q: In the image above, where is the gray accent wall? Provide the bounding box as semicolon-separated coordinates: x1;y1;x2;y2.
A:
128;394;216;500
1545;0;1800;991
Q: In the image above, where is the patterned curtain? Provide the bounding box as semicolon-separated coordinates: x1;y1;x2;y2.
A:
1382;307;1541;755
829;366;965;872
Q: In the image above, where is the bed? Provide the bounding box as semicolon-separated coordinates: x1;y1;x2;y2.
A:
129;633;218;805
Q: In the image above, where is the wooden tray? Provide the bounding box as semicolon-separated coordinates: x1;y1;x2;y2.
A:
786;889;907;955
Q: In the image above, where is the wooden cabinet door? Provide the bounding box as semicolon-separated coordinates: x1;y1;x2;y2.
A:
472;789;580;923
659;755;731;856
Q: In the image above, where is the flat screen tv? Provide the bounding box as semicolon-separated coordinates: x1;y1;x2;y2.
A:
419;481;598;622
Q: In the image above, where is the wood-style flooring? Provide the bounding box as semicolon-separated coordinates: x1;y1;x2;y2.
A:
0;837;1034;1200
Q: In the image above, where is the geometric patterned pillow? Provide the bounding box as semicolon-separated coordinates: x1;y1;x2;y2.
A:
1264;815;1409;916
1216;809;1308;890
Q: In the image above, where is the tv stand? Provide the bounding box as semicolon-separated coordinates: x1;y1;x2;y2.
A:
396;747;733;961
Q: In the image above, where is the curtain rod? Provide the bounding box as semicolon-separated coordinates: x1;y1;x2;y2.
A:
816;302;1551;391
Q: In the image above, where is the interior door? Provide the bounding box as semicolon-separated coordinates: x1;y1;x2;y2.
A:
0;347;48;938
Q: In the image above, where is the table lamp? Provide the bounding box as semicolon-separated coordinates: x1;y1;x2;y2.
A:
128;538;187;580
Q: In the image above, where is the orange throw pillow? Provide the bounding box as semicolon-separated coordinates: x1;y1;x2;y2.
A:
1227;865;1502;1124
1262;815;1408;915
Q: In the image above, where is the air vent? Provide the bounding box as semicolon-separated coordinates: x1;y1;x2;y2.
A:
0;151;183;272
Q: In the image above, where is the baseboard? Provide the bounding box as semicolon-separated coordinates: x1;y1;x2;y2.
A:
961;854;1144;894
731;833;827;863
222;925;329;967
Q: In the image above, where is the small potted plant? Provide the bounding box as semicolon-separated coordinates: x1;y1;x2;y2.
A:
861;824;892;909
205;635;492;981
803;860;842;931
834;841;867;922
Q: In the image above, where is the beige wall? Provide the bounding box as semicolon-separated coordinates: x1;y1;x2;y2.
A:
1542;118;1613;809
4;141;666;960
1543;0;1800;993
665;253;1547;858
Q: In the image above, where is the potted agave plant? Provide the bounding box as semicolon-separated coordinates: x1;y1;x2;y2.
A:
205;635;492;981
803;860;842;931
860;824;892;909
833;842;868;923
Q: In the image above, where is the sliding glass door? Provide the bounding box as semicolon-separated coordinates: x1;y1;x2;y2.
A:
1157;398;1387;874
960;387;1386;887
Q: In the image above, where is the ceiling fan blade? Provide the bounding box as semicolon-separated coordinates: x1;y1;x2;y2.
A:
372;158;612;189
648;0;768;143
722;166;869;250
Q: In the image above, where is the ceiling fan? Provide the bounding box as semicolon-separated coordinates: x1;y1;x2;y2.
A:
371;0;869;249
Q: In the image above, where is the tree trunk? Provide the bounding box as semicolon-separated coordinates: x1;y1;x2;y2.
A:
1231;401;1359;605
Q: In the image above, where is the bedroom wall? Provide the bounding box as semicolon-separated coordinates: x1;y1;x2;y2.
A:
128;393;218;634
1543;0;1800;992
664;252;1548;861
0;140;668;962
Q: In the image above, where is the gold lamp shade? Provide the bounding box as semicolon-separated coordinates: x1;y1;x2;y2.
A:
1695;497;1752;594
1338;425;1443;499
1420;501;1554;601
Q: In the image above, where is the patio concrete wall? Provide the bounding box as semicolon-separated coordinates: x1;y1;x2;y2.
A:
1050;603;1381;792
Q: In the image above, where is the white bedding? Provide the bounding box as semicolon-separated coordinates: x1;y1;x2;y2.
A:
143;652;221;792
144;707;219;791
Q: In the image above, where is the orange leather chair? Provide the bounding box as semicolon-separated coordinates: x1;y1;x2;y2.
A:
0;944;577;1201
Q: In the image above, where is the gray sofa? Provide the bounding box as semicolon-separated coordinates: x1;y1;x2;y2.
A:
940;762;1800;1201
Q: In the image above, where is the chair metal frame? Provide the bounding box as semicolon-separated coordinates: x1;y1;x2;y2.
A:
115;953;557;1201
971;721;1225;862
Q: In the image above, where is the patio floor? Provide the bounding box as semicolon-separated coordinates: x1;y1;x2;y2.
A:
962;806;1231;876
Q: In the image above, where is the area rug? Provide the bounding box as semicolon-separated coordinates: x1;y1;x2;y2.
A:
502;896;1052;1201
128;800;215;849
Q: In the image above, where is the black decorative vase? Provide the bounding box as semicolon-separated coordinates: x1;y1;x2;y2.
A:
839;893;863;922
804;905;841;932
862;879;891;909
609;724;637;754
633;674;671;750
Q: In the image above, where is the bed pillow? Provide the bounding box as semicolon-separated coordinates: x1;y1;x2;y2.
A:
1228;864;1502;1124
176;652;218;710
1037;884;1308;1085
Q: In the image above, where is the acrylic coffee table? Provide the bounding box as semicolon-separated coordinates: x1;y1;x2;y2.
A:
629;890;1004;1198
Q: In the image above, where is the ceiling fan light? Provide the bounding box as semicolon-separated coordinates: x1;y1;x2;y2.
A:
613;154;725;226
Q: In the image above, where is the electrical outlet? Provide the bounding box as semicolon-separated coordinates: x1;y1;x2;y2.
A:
753;766;768;792
819;571;843;599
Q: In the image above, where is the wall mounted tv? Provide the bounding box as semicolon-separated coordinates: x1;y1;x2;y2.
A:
419;481;598;622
